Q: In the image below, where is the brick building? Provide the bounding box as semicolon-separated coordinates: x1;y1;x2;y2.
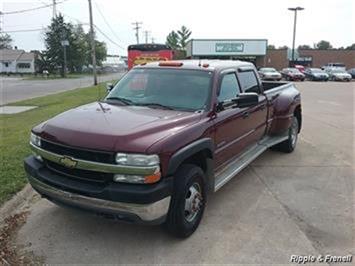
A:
257;48;355;70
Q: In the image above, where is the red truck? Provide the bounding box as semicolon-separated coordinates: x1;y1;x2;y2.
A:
25;60;302;238
127;44;173;70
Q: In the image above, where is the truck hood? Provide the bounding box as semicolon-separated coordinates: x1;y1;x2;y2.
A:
36;102;201;152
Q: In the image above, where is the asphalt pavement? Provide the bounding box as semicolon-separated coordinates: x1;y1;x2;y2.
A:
0;73;123;105
10;81;355;264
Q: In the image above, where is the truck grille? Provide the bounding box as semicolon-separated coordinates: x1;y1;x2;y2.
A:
45;160;112;183
41;139;114;164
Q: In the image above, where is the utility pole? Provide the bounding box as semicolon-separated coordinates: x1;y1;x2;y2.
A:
143;30;150;43
52;0;56;18
288;7;304;66
151;37;155;44
132;22;142;44
88;0;97;85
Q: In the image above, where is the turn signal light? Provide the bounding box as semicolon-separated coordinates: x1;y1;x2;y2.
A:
144;171;162;184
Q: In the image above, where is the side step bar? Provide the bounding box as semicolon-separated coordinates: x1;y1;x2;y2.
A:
214;134;288;192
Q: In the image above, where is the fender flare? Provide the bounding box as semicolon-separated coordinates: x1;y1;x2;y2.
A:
167;138;214;176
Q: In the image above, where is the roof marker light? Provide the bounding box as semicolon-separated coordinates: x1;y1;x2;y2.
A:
158;61;183;67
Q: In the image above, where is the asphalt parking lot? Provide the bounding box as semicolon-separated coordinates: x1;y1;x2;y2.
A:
12;81;354;264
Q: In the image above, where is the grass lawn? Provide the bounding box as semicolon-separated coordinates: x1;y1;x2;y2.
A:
22;73;97;80
0;82;112;205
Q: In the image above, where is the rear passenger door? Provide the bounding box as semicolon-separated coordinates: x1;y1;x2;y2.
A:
237;69;268;146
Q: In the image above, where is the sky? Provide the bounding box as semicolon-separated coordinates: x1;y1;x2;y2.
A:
1;0;354;55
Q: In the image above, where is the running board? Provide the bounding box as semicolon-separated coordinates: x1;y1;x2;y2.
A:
214;134;288;192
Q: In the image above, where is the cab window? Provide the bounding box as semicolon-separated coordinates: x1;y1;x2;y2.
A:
238;71;260;94
218;73;240;102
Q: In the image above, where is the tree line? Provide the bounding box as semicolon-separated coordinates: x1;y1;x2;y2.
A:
268;40;355;50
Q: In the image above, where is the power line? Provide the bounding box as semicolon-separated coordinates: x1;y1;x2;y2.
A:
0;0;68;15
94;25;125;50
93;1;128;46
2;28;44;33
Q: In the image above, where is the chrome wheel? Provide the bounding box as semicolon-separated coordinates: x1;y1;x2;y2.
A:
184;182;203;223
290;118;298;148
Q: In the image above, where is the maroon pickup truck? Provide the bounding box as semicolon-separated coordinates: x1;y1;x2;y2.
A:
25;60;301;238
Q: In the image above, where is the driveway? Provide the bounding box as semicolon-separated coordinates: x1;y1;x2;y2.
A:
0;73;124;105
10;81;355;264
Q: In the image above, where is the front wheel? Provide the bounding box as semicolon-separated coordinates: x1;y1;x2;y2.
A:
272;116;299;153
164;164;206;238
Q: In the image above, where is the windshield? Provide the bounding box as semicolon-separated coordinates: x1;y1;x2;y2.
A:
105;68;212;111
288;68;301;73
310;68;324;73
261;68;276;72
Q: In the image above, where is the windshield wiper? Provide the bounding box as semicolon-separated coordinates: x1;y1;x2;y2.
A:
137;102;175;110
105;97;133;105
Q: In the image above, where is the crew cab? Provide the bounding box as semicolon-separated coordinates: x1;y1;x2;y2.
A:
24;60;302;238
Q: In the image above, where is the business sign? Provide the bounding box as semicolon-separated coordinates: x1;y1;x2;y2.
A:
215;43;244;53
187;39;267;57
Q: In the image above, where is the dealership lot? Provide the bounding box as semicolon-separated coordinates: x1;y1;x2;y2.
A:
13;81;354;264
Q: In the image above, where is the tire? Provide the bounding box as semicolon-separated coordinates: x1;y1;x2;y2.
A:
164;164;206;238
272;116;299;153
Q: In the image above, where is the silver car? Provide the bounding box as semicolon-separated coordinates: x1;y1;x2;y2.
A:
327;69;352;81
258;67;282;81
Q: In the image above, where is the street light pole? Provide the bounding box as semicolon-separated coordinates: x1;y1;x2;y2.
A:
288;7;304;66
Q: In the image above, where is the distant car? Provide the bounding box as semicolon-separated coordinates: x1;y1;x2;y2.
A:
281;68;305;81
347;68;355;79
294;65;305;73
327;69;352;81
321;63;346;71
304;68;329;81
258;67;282;81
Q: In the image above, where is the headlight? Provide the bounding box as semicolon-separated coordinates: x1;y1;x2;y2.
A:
30;132;41;147
115;153;159;166
114;153;161;184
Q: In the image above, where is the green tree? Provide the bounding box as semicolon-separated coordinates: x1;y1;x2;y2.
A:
298;44;312;49
315;40;332;50
267;44;276;49
166;31;180;50
177;26;191;49
345;43;355;50
0;33;13;49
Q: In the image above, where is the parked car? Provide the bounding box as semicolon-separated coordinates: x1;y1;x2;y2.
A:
258;67;282;81
304;68;329;81
294;65;305;73
327;69;352;81
25;60;302;238
281;68;305;81
347;68;355;79
321;62;346;71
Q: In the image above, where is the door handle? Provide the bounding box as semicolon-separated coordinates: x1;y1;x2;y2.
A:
242;111;249;119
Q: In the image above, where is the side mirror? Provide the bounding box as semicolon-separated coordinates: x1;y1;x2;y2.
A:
106;83;114;92
232;93;259;108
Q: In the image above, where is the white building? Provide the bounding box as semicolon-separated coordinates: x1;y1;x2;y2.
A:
0;49;35;74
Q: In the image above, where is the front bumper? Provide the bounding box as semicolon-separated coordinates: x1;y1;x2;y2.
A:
24;156;172;224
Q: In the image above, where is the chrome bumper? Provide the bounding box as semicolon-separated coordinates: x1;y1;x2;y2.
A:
28;175;171;222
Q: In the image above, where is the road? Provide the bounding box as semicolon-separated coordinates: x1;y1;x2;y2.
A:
0;73;124;105
12;81;355;264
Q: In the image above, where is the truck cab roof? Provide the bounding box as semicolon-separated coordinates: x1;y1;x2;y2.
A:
135;59;255;72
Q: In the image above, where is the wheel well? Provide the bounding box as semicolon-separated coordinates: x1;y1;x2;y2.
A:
294;105;302;132
180;150;209;174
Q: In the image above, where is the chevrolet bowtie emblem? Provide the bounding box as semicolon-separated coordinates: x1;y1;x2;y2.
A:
59;156;78;169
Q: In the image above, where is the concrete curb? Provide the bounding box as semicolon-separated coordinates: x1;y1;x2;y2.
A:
0;184;35;223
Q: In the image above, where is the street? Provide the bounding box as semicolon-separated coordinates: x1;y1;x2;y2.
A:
0;73;123;105
13;81;354;264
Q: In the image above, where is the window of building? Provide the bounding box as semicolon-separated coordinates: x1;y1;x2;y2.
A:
17;63;31;69
3;62;9;67
218;73;240;102
238;71;260;93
